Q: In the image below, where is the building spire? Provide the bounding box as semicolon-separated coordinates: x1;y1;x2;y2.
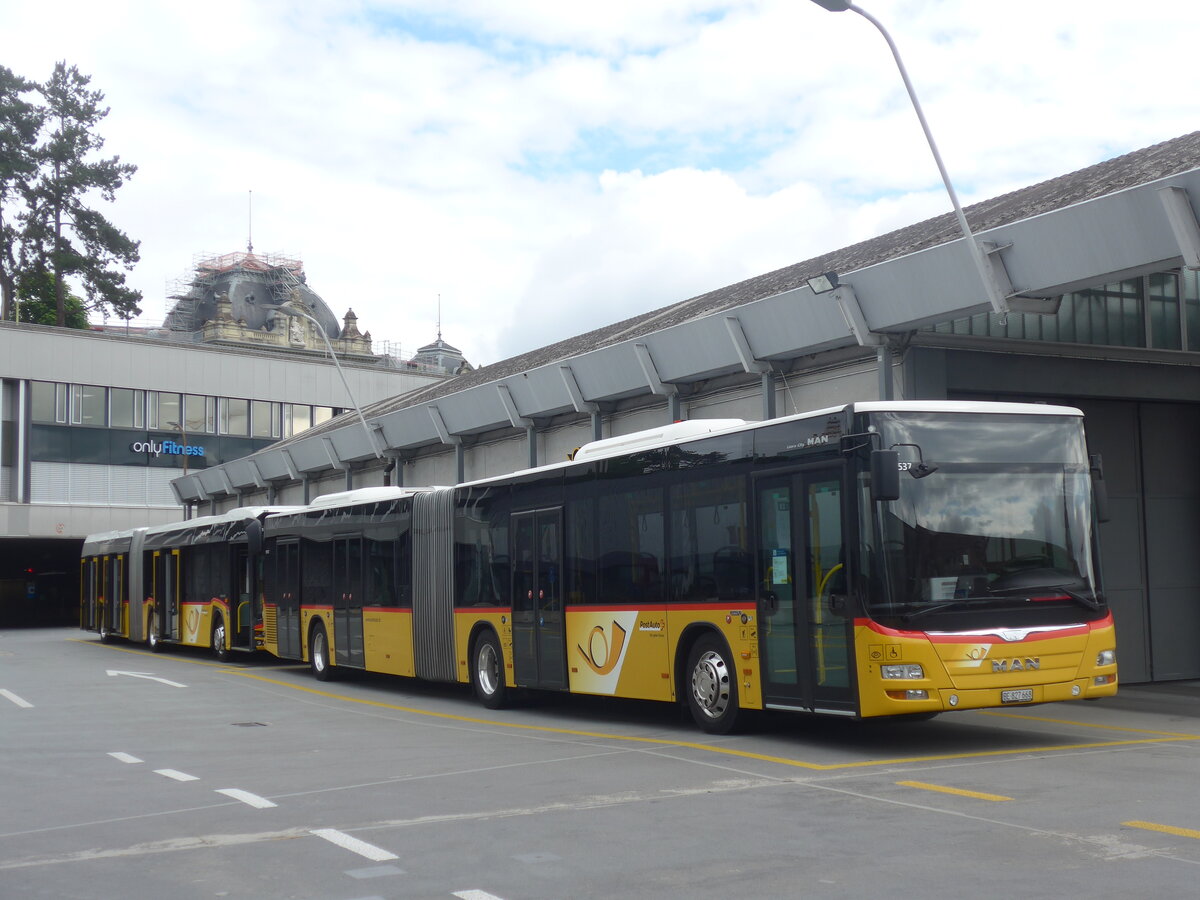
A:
437;293;442;341
247;190;254;254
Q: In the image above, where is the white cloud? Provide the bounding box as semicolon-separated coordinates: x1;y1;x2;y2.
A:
2;0;1195;366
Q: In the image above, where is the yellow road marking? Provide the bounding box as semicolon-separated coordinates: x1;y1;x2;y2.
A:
76;637;1200;772
1124;820;1200;840
229;670;1200;772
897;780;1011;801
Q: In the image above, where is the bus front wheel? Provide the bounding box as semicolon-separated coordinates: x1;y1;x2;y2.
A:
310;622;334;681
472;630;508;709
685;635;740;734
212;616;230;662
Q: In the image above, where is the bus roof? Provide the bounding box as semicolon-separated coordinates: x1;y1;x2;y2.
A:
456;399;1085;490
142;506;301;540
302;486;432;511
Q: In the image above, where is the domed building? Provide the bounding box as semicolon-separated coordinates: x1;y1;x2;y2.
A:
410;333;473;375
162;251;374;360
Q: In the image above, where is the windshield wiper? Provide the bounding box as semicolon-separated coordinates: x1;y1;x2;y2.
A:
985;567;1100;611
897;598;985;622
986;583;1101;612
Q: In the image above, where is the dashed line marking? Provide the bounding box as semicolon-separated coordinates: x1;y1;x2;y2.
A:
0;689;33;708
896;780;1012;802
108;752;143;764
154;769;199;782
310;828;398;862
216;788;277;809
1124;820;1200;840
453;891;506;900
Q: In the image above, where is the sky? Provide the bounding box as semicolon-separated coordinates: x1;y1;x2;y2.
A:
2;0;1196;368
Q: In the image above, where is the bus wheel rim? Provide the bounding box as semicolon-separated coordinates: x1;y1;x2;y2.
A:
692;650;730;718
478;642;498;695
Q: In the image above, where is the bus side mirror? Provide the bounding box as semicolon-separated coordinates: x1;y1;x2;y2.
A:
871;449;901;501
1089;453;1110;523
246;520;263;556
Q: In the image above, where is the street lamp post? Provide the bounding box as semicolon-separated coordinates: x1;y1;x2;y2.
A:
277;302;383;459
808;1;1011;316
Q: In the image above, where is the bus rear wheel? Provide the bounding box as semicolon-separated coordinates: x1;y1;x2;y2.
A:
212;617;230;662
148;612;162;653
472;630;508;709
310;622;334;681
685;635;740;734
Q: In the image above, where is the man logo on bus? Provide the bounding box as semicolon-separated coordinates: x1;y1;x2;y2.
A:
578;620;628;675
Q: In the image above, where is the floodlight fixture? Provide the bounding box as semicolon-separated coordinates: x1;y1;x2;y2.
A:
806;272;840;294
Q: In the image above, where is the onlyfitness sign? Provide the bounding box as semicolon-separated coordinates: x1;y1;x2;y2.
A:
130;439;205;458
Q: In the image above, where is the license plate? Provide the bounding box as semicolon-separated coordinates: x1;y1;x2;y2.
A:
1001;688;1034;703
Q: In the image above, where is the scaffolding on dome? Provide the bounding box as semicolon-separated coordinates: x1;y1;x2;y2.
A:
165;251;306;332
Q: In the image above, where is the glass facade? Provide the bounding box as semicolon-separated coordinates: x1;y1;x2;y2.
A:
25;380;336;471
930;270;1200;351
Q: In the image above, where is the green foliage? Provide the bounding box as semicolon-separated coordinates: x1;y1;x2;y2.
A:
15;270;88;328
0;61;141;327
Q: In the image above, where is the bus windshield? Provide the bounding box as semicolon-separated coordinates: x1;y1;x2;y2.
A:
864;412;1100;624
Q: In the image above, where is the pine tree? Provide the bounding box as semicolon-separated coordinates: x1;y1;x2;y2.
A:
26;62;141;326
0;66;42;322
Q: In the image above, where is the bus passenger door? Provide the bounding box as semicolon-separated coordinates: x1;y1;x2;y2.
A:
333;536;364;669
511;508;567;690
152;550;180;641
756;468;853;712
275;540;301;659
232;545;254;651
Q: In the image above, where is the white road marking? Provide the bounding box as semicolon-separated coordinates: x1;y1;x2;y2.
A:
108;752;143;764
310;828;398;862
216;788;277;809
0;689;33;708
154;769;199;782
106;670;187;688
453;891;506;900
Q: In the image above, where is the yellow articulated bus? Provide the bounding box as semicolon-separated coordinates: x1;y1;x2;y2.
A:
85;401;1118;733
81;507;296;658
254;400;1117;732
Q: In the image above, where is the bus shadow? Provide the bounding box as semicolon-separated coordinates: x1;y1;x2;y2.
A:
317;665;1082;757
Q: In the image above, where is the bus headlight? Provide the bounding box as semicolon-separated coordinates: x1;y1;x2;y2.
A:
881;664;924;680
1097;649;1116;666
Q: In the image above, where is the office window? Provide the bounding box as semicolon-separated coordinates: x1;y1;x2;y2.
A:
220;397;250;436
30;381;67;424
70;384;105;426
110;388;145;429
251;400;280;438
183;394;215;434
284;404;312;437
313;406;334;426
149;392;181;431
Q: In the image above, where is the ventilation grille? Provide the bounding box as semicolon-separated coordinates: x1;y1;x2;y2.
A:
31;462;179;507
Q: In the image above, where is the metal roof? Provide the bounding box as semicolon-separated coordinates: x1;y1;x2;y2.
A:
172;131;1200;503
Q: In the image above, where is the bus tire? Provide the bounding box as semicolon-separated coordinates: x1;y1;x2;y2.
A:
212;616;230;663
148;612;162;653
310;621;334;681
471;630;508;709
685;634;740;734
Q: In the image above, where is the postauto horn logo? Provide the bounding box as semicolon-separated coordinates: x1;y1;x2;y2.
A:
130;439;205;458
